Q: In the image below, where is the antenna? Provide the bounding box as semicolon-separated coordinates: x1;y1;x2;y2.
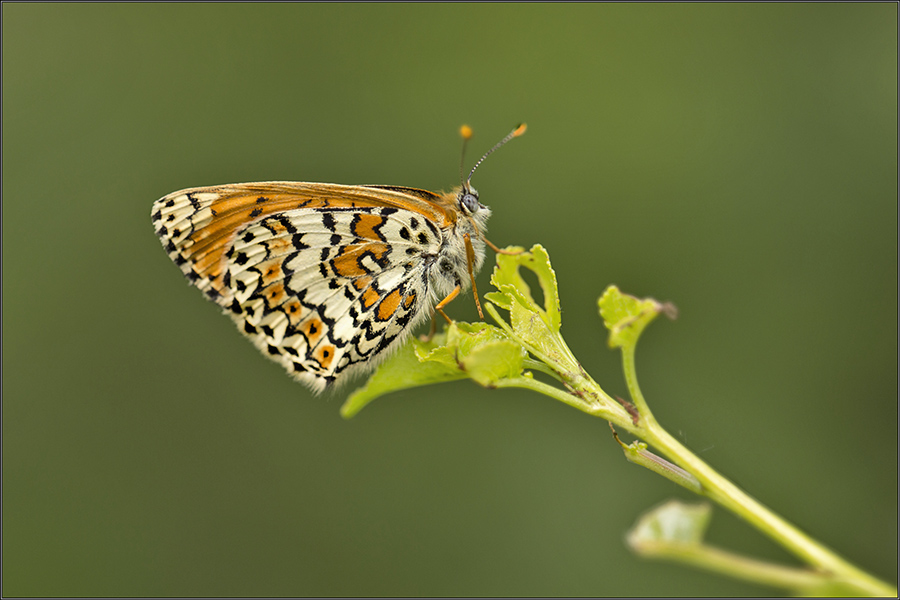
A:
465;123;527;185
458;124;473;186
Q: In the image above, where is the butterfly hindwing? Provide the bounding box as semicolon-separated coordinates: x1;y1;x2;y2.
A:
153;184;448;393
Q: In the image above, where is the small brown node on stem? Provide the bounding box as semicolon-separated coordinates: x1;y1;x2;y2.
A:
615;395;640;425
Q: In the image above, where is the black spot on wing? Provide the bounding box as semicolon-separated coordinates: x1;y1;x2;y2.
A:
292;233;308;250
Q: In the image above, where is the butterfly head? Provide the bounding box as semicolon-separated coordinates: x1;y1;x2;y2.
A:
451;183;491;238
458;183;483;216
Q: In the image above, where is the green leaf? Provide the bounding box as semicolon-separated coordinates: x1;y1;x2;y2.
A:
598;285;677;349
341;322;525;418
482;291;511;310
506;296;574;370
626;499;712;551
461;339;526;386
340;333;466;419
423;322;525;385
444;320;511;355
484;245;582;377
488;244;561;333
523;245;562;332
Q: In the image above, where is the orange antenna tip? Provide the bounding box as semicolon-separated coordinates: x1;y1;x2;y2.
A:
460;124;473;140
512;123;527;137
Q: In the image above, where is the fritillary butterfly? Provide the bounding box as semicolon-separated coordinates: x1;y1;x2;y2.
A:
151;124;526;393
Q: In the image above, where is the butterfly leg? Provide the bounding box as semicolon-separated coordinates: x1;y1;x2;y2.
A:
434;284;461;323
419;310;440;343
420;285;463;342
419;287;459;343
463;234;485;319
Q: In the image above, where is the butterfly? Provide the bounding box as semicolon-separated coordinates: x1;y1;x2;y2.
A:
151;124;526;393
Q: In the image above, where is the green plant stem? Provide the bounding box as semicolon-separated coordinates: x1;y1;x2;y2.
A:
639;541;832;592
522;358;564;382
611;429;702;493
638;416;895;596
494;376;631;423
616;345;896;597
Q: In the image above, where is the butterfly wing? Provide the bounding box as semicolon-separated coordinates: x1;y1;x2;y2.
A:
152;182;455;392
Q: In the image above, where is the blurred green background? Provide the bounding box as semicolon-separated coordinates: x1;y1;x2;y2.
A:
3;4;896;597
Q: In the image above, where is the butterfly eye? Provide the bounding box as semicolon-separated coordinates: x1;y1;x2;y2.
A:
461;192;480;214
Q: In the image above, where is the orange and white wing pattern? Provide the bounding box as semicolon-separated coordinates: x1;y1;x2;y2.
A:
152;124;525;394
151;181;490;393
